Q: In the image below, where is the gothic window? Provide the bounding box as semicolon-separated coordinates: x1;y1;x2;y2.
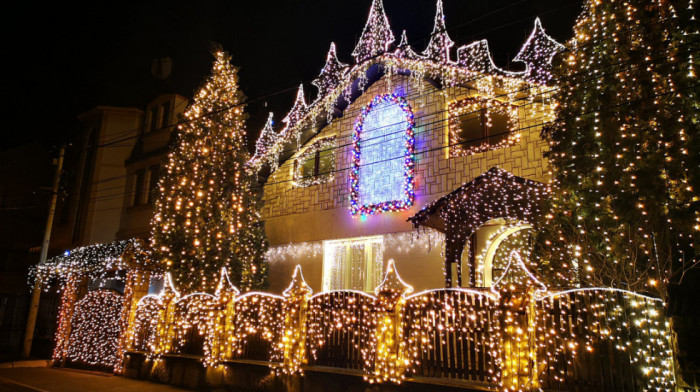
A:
350;94;415;216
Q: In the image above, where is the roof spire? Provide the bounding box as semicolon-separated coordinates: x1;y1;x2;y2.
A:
513;18;565;83
251;112;276;158
312;42;349;99
395;30;422;60
282;84;308;130
422;0;454;63
351;0;395;63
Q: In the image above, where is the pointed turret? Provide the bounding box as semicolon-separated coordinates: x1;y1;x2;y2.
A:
282;84;308;130
252;112;277;160
351;0;395;63
422;0;454;63
312;43;349;99
513;18;565;83
394;30;422;60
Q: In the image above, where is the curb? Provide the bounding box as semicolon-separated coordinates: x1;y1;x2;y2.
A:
0;360;52;369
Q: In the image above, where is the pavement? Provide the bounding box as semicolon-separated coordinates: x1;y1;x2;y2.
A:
0;367;188;392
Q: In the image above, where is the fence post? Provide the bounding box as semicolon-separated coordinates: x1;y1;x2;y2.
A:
280;265;312;375
52;274;80;366
154;273;180;357
370;259;413;384
498;286;538;391
114;269;148;373
212;267;239;364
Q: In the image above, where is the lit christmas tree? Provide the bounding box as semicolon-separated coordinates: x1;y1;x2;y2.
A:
535;0;698;297
150;51;268;293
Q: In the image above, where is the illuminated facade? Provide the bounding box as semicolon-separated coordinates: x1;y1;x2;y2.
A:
254;0;559;295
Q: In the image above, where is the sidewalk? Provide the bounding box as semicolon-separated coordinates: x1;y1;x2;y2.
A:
0;367;188;392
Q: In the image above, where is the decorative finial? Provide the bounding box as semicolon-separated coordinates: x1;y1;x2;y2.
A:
283;265;313;298
215;267;240;298
375;259;413;298
282;84;308;130
161;272;181;299
312;42;349;99
395;30;422;60
513;17;565;83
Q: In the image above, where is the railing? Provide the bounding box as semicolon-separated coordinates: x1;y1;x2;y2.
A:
171;293;216;357
228;292;284;362
534;289;670;392
122;265;674;391
306;291;377;371
403;289;498;383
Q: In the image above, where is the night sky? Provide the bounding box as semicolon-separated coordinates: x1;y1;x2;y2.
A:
5;0;582;151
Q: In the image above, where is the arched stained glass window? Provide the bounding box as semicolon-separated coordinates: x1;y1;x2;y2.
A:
350;94;415;216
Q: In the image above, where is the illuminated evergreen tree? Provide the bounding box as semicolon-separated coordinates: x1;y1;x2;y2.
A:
535;0;698;297
150;51;268;293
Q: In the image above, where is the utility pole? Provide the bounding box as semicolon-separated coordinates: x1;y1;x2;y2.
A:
21;144;65;358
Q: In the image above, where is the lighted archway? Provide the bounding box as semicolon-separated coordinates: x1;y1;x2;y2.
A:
479;222;533;287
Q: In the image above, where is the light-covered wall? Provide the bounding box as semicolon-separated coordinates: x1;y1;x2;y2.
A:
262;73;551;293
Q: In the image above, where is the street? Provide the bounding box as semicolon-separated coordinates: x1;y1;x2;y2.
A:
0;367;187;392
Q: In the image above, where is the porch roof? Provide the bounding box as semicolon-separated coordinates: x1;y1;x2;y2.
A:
407;167;548;234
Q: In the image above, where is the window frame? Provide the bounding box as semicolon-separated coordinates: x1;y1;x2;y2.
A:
293;136;336;187
448;97;520;158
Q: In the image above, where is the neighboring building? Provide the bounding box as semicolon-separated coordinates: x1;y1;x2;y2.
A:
117;94;188;240
50;106;144;253
250;0;563;294
51;95;187;254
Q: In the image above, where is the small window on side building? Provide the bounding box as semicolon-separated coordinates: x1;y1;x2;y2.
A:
161;102;170;128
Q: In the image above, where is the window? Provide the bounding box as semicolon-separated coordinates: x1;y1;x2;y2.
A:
131;169;146;206
448;97;519;157
293;137;336;187
146;165;160;204
350;94;415;216
322;236;383;292
161;102;171;128
149;106;159;132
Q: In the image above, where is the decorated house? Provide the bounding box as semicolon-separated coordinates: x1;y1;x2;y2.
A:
251;0;559;294
40;1;679;391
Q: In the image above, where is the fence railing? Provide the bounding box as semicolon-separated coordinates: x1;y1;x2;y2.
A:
403;289;498;382
125;262;674;391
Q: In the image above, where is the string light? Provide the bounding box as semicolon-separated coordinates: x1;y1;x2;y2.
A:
64;290;124;368
292;136;336;187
